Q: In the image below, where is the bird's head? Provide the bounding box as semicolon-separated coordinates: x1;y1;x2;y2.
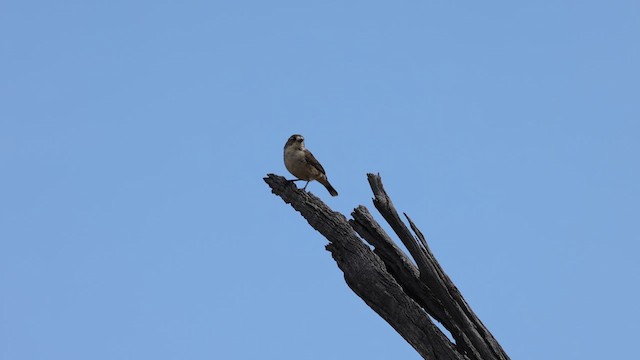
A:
285;134;305;150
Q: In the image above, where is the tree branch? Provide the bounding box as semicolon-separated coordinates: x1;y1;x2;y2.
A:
264;173;509;360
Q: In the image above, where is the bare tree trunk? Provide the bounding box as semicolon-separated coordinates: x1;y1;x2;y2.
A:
264;173;509;360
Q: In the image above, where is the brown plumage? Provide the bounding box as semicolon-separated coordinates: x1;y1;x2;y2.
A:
283;134;338;196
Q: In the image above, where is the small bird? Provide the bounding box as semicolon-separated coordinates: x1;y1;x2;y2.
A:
283;134;338;196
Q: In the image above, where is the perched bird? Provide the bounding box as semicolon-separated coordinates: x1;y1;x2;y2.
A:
283;134;338;196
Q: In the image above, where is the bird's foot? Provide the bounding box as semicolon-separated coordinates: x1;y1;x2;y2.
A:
286;179;306;190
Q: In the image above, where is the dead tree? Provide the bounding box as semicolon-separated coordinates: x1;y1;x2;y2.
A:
264;173;510;360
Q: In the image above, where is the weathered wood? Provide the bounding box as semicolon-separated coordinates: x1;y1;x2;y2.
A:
366;174;510;360
264;173;509;360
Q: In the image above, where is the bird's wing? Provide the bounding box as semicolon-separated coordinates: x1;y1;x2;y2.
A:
304;149;326;175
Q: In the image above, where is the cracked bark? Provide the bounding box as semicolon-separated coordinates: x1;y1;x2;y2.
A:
264;173;509;360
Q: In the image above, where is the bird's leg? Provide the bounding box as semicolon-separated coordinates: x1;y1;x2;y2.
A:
303;181;310;190
287;178;305;183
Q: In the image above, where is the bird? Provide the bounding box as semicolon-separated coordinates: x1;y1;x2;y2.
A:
283;134;338;196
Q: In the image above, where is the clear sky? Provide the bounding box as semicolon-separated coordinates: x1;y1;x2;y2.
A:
1;1;639;359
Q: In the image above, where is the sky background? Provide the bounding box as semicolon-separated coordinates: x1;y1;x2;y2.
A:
1;1;639;359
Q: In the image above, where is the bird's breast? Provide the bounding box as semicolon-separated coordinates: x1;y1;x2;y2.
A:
284;148;313;180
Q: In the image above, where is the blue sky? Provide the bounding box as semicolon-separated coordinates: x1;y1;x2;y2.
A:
1;1;639;359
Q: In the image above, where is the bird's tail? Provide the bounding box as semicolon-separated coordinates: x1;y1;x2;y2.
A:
319;177;338;197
